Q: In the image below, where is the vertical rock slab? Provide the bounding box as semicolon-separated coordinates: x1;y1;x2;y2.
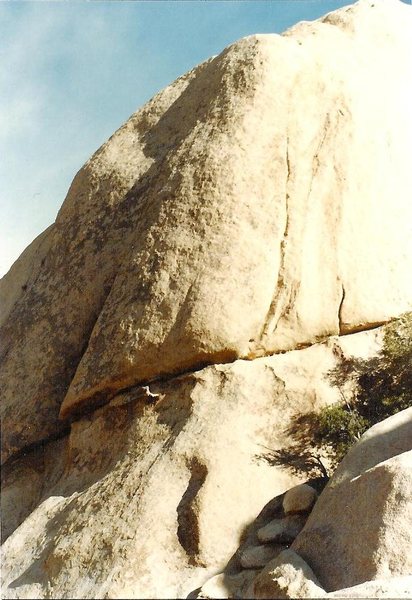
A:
63;0;412;416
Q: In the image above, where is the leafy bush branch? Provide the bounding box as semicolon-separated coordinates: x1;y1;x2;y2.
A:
257;313;411;476
313;312;412;466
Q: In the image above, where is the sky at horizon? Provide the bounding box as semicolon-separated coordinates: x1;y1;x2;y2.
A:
1;0;410;277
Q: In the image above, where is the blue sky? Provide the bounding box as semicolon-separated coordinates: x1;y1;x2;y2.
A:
1;0;409;276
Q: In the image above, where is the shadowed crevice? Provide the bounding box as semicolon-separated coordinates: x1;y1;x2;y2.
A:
177;457;208;566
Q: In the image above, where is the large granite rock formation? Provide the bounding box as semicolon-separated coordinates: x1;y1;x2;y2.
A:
1;0;411;598
1;0;411;464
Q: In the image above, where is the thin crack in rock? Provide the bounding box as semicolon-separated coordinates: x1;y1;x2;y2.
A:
258;135;292;342
338;283;346;334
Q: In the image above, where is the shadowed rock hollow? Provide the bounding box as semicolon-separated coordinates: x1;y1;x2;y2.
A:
1;0;411;598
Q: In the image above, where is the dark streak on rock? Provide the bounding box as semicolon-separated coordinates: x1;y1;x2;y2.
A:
338;283;346;334
177;457;208;566
1;425;71;471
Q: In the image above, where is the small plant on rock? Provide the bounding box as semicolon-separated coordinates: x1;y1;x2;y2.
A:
313;312;412;467
257;313;411;475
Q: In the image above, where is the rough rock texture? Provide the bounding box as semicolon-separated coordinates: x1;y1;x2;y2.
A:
292;409;412;591
192;573;231;600
239;543;284;570
326;576;412;598
1;331;379;599
282;484;317;514
1;0;412;463
193;571;258;600
257;514;306;544
245;549;325;599
0;225;54;329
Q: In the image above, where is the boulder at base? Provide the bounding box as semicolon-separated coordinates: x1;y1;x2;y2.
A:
292;408;412;591
245;549;326;599
326;575;412;598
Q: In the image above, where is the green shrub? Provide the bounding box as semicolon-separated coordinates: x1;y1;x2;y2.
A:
315;404;368;464
314;312;412;466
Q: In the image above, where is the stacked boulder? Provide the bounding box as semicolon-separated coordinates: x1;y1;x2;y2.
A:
196;408;412;599
240;483;318;570
193;482;324;599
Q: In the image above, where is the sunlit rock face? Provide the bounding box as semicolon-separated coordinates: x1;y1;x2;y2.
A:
1;0;412;597
1;0;411;464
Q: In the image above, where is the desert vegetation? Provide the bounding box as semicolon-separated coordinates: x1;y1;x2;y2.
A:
259;313;412;475
315;312;412;466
